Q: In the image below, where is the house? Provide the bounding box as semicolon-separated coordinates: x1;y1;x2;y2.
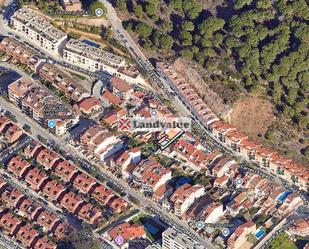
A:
113;147;141;174
286;218;309;237
153;183;174;204
91;185;115;206
36;148;61;171
0;210;22;236
108;222;146;245
211;158;237;178
33;236;57;249
15;224;40;248
227;220;256;249
132;158;172;193
102;90;123;106
203;202;224;223
35;209;61;233
1;123;23;143
54;160;79;182
23;140;43;159
59;191;85;213
78;96;103;115
108;197;128;214
110;77;133;99
18;198;42;220
7;156;32;179
77;203;102;225
41;179;67;202
170;183;205;217
72;172;97;194
1;186;26;209
25;168;49;191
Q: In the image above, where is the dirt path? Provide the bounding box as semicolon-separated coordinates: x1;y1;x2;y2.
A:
228;96;275;137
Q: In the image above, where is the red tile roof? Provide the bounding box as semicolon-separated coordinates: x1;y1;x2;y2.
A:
91;185;115;205
59;191;84;213
108;222;145;244
77;203;102;225
54;160;79;182
15;224;39;247
7;156;32;179
42;179;67;202
36;148;60;170
73;172;97;194
102;90;123;105
25;168;49;190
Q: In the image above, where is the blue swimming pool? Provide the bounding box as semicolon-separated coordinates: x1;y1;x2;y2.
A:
255;230;265;239
82;39;100;48
277;191;291;202
144;223;159;235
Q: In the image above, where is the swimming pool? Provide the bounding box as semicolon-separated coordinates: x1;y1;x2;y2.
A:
277;191;291;202
255;230;265;239
82;39;100;48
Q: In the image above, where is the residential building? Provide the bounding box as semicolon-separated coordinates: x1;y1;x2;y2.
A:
24;168;49;191
108;222;146;245
7;156;32;179
162;227;205;249
170;183;205;217
78;96;103;115
287;218;309;237
227;221;256;249
11;7;67;53
8;76;79;135
41;179;67;202
36;148;61;171
132;158;172;193
38;62;89;102
72;172;97;194
15;224;39;248
0;37;44;71
156;62;219;126
59;191;84;213
77;203;102;225
54;160;79;182
0;210;22;236
80;125;124;160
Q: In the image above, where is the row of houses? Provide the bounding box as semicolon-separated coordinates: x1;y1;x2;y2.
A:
209;121;308;191
156;61;308;192
8;76;79;135
0;177;66;248
10;6;142;84
6;137;128;225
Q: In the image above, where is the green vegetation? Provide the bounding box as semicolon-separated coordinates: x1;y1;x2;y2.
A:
118;0;309;133
268;232;297;249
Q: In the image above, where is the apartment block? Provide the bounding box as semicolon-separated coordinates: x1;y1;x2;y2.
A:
8;76;79;135
162;228;204;249
11;7;67;53
63;38;141;83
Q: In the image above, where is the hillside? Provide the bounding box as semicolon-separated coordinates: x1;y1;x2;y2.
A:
112;0;309;163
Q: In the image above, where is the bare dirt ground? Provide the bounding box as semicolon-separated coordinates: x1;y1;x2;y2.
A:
228;96;274;137
173;58;232;117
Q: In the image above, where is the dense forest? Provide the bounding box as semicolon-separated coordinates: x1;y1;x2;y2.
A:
113;0;309;159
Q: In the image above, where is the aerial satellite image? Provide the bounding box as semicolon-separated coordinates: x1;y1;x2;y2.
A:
0;0;308;248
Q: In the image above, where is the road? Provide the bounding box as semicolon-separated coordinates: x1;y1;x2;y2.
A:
0;92;213;248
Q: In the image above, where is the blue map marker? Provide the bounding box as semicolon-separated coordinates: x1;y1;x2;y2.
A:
48;120;56;129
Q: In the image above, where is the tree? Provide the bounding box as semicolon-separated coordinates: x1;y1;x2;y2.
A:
134;4;143;19
134;23;153;38
234;0;254;10
180;48;193;59
180;31;192;46
159;35;174;50
198;16;225;37
116;0;127;12
304;147;309;160
182;1;202;19
182;21;195;31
